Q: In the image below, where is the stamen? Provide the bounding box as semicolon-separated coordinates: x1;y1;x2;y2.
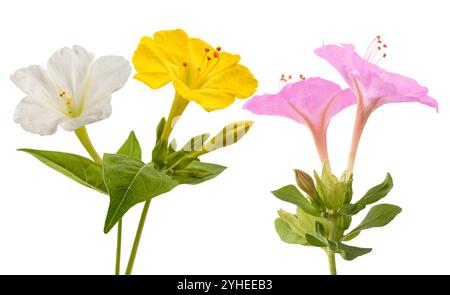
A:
182;61;188;67
216;46;221;52
299;74;306;81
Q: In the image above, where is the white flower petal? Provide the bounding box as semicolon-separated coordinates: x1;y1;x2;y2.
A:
59;96;112;131
14;96;66;135
85;56;131;107
47;45;94;106
10;65;63;112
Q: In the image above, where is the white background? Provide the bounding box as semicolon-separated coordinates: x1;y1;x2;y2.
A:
0;0;448;275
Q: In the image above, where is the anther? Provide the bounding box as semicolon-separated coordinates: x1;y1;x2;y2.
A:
205;48;210;53
216;46;221;51
182;62;188;67
207;56;212;61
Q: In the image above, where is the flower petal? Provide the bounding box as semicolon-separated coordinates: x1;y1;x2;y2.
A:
314;44;363;89
13;96;65;135
244;77;356;129
188;38;241;78
10;65;63;111
173;79;234;111
153;29;189;66
85;56;131;108
379;71;438;111
59;96;112;131
201;64;258;98
47;45;94;105
315;43;438;112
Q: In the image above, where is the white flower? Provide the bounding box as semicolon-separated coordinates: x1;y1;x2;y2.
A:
11;45;131;135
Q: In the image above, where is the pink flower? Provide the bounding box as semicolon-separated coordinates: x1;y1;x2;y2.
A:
243;77;356;164
314;39;438;174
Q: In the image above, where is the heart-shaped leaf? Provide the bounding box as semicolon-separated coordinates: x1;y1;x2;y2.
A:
19;149;106;194
103;153;178;233
117;131;142;160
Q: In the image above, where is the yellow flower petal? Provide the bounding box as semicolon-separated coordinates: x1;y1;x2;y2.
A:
153;29;189;66
132;37;170;89
132;29;258;110
202;64;258;98
173;78;234;111
188;38;241;78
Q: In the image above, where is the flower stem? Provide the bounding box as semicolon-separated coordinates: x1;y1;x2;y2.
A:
74;127;102;164
74;126;122;275
327;248;337;275
326;215;338;275
346;109;368;179
115;219;122;275
161;94;189;141
125;200;152;275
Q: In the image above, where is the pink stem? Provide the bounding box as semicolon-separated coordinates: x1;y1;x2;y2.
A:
346;107;369;178
312;128;330;167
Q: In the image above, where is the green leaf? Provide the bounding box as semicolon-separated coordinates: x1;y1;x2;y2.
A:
305;233;328;247
328;241;372;261
102;153;178;233
274;218;307;245
117;131;141;160
344;204;402;240
19;149;106;194
171;160;226;185
271;185;320;216
340;173;393;215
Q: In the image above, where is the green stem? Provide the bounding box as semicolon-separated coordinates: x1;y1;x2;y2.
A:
326;215;338;275
74;126;102;164
327;248;337;275
115;219;122;275
125;200;152;275
160;94;189;141
74;126;122;275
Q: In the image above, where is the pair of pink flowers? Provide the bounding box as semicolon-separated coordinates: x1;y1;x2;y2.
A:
244;39;438;174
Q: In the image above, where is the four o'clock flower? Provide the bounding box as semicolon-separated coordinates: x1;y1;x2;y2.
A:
243;77;356;164
132;29;258;141
11;46;131;136
314;37;438;175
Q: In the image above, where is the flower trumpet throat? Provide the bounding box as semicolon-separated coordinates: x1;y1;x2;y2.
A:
133;29;258;112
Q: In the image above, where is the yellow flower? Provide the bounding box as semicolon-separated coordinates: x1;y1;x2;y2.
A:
132;29;258;112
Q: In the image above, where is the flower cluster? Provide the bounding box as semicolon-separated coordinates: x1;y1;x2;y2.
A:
244;36;437;274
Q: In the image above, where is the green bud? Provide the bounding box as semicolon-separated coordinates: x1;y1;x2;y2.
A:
294;169;316;197
201;121;253;154
155;117;166;142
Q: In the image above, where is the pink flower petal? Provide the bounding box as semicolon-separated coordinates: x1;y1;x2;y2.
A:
243;77;356;130
314;44;438;112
